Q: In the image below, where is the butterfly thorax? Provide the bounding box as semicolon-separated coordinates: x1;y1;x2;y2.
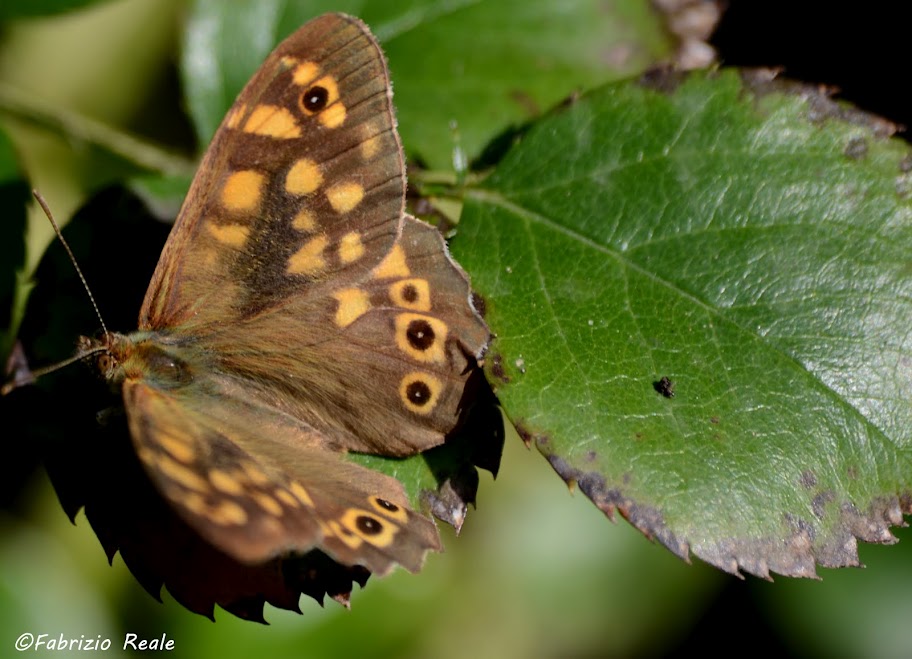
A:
79;331;194;391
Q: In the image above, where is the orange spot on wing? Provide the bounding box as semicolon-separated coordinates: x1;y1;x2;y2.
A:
326;182;364;213
338;231;365;264
285;159;323;195
243;104;301;138
394;313;448;364
292;208;316;232
209;468;244;495
292;61;320;86
333;288;371;327
319;103;346;128
220;170;265;212
253;492;283;516
389;278;431;311
399;372;443;415
289;481;315;507
288;235;328;275
372;244;410;279
225;103;247;129
209;500;248;525
157;431;195;463
207;223;250;248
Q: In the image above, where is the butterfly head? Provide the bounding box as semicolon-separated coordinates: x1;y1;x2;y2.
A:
77;332;194;391
75;332;124;383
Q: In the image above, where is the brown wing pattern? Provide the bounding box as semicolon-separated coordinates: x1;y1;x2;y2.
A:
123;379;441;575
137;14;488;457
204;214;489;455
140;13;405;329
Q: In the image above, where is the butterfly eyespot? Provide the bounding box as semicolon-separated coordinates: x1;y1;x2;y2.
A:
370;496;409;522
389;279;431;311
373;498;399;513
401;285;419;303
406;319;436;351
399;372;443;414
301;86;329;112
406;380;431;405
355;515;384;536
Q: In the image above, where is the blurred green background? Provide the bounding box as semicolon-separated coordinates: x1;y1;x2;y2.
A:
2;1;912;657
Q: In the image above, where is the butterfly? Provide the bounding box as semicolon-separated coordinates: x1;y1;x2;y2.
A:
22;13;489;583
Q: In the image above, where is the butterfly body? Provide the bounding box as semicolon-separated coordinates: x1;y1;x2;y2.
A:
69;13;488;578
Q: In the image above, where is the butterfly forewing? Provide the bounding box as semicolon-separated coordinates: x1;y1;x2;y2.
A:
141;13;405;328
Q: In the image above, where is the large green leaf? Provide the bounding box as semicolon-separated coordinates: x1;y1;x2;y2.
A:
454;69;912;577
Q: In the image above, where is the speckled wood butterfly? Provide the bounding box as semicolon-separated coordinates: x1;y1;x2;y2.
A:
23;13;488;580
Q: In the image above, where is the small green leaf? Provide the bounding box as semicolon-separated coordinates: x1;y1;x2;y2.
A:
183;0;287;144
455;69;912;577
128;172;193;221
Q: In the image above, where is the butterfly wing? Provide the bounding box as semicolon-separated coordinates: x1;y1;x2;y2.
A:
137;13;488;456
123;378;440;574
197;213;488;456
140;13;406;328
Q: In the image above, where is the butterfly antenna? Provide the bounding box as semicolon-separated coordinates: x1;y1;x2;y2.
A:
1;345;108;395
33;190;110;337
1;193;111;396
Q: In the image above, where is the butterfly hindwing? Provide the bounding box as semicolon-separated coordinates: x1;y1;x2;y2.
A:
123;379;440;574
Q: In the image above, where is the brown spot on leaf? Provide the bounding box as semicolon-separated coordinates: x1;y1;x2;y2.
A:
490;354;510;384
653;376;675;398
513;421;534;448
738;69;898;137
844;136;868;160
901;492;912;512
811;491;835;519
800;470;817;489
470;292;487;318
637;65;689;93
